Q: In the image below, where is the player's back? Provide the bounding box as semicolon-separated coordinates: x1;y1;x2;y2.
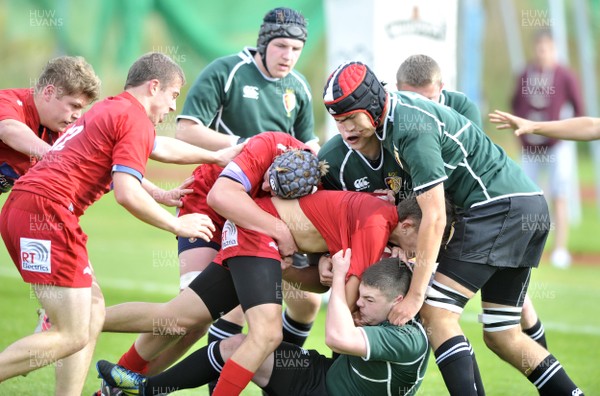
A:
14;92;155;216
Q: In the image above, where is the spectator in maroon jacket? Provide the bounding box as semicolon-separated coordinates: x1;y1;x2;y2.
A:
511;29;584;269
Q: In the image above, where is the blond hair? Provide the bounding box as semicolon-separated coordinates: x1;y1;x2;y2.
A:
37;56;101;102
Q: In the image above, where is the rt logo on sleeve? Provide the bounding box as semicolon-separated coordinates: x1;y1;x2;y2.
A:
20;238;51;273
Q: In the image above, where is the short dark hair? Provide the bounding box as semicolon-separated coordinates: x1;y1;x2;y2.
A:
396;54;442;88
361;258;412;301
397;195;456;245
124;52;185;90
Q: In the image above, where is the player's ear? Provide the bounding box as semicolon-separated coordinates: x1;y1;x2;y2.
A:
401;219;415;232
149;79;160;95
392;294;404;305
42;85;56;101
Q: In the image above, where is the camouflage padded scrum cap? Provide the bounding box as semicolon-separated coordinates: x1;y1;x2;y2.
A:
257;7;308;63
323;61;387;128
268;150;320;199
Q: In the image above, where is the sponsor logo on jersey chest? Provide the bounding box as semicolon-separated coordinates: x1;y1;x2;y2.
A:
354;177;370;190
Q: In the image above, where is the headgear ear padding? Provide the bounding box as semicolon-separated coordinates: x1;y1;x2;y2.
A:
268;150;320;199
323;61;387;128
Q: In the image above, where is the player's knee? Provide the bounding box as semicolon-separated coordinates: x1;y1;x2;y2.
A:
482;328;520;355
179;270;202;291
248;321;283;350
479;306;523;352
62;326;91;353
89;304;106;337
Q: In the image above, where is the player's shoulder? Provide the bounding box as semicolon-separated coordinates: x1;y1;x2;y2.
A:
201;48;254;75
377;320;428;343
90;92;147;123
440;88;469;103
318;134;347;158
0;88;30;106
248;131;303;151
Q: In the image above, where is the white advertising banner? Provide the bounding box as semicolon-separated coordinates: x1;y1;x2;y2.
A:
325;0;458;138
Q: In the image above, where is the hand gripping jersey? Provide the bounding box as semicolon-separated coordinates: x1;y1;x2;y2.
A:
216;190;398;280
179;132;311;244
177;47;317;145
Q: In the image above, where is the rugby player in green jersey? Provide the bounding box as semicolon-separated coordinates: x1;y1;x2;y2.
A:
322;61;583;396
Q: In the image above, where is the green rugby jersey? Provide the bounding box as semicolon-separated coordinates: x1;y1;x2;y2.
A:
177;47;317;144
438;89;482;129
381;91;541;209
318;134;412;201
325;320;429;396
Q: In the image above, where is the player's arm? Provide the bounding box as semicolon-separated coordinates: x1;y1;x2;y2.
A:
150;135;242;167
0;119;51;159
141;176;193;208
175;118;241;151
282;265;329;293
490;110;600;141
207;176;297;257
325;249;368;356
112;170;214;240
389;183;445;325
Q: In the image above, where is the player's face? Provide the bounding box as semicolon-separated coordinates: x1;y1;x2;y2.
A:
389;221;418;261
265;38;304;78
262;171;276;196
398;82;443;103
149;79;182;126
397;224;418;260
40;87;90;132
355;284;394;325
333;112;378;152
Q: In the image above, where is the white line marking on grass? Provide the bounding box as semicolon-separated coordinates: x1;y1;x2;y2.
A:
2;266;600;336
0;266;175;295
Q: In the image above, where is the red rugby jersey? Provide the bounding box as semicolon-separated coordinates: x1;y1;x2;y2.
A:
14;92;154;216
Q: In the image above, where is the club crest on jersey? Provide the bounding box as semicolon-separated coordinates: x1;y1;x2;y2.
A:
221;220;239;249
20;238;51;273
282;89;296;117
385;175;403;194
243;85;259;100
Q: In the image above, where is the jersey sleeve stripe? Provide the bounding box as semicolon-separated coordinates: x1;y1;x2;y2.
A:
111;165;143;182
220;161;251;192
175;115;205;125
